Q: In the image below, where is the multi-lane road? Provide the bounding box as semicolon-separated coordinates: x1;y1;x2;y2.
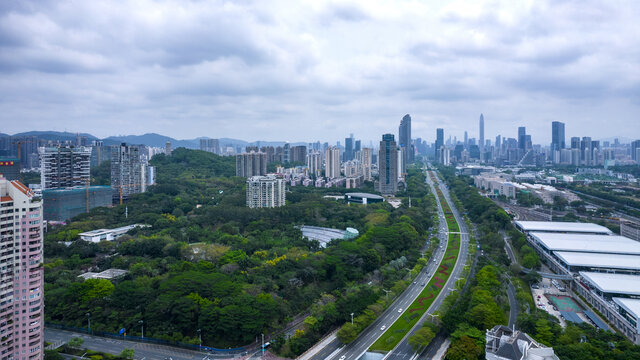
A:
312;169;470;360
311;171;453;360
385;171;470;360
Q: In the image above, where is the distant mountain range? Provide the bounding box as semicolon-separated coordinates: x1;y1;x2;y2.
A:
1;131;308;149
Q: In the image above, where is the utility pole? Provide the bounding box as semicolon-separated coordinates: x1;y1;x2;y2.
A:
261;333;265;357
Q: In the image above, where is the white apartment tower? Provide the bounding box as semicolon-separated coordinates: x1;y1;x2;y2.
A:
246;175;286;208
324;147;341;179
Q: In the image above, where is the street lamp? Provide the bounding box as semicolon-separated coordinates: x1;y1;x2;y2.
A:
86;313;90;333
261;333;265;357
350;313;354;325
198;329;202;349
138;320;144;339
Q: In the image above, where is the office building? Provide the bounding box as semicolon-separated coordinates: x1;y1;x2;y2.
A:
42;186;112;221
200;138;220;154
361;148;372;181
551;121;565;152
378;134;398;195
0;158;20;181
236;152;268;178
325;146;341;179
246;174;286;208
631;140;640;162
344;136;354;161
111;143;151;203
570;137;580;149
0;177;44;359
399;114;413;164
518;127;526;150
479;113;485;154
307;151;323;176
39;146;92;190
165;141;172;156
435;128;444;158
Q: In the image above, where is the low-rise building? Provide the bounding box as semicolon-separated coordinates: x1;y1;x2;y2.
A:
79;224;149;242
485;325;559;360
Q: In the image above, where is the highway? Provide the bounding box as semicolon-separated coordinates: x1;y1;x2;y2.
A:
385;171;470;360
311;171;452;360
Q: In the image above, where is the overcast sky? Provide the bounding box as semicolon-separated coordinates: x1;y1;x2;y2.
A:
1;0;639;144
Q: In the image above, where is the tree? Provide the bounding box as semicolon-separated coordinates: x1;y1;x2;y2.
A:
119;348;135;359
535;318;554;346
336;322;358;344
408;326;435;352
446;336;482;360
67;337;84;348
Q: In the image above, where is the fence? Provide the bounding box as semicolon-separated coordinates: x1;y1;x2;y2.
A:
45;322;247;354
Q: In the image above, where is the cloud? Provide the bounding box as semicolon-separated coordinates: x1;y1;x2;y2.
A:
0;0;638;144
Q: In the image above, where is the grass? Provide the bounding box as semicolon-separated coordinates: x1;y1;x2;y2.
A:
370;175;461;352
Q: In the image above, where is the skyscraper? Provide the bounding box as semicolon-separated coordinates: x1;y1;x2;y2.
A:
399;114;413;164
378;134;398;195
479;114;485;153
435;128;444;158
0;177;44;359
344;136;354;161
571;137;580;149
518;127;526;150
551;121;565;153
324;146;341;179
464;131;468;149
632;140;640;162
39;146;92;190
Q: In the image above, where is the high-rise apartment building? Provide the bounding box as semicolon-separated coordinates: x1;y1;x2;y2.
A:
39;146;91;190
199;138;219;154
111;143;153;203
0;177;44;359
581;137;593;165
325;146;341;179
307;151;323;176
290;146;307;163
246;175;285;208
361;148;372;181
283;143;291;164
378;134;398;195
479;114;485;153
165;141;172;156
399;114;413;164
631;140;640;162
236;152;267;177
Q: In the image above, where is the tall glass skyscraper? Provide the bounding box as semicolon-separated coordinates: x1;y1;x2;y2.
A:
399;114;413;164
551;121;565;152
378;134;398;195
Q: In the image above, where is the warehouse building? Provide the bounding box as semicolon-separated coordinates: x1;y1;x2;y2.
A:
515;221;612;235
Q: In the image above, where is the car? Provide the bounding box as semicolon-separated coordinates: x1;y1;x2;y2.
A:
421;283;426;286
398;308;403;313
531;284;539;289
340;356;346;360
413;281;417;284
380;325;386;331
553;306;558;311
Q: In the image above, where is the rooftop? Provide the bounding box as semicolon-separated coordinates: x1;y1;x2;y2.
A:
531;232;640;255
579;272;640;296
345;192;384;200
613;298;640;319
515;221;612;235
555;251;640;270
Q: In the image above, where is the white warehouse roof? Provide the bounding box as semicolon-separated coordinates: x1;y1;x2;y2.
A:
579;272;640;296
613;298;640;319
555;251;640;270
530;232;640;255
515;221;612;235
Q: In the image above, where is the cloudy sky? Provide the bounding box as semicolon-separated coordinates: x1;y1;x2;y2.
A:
1;0;639;144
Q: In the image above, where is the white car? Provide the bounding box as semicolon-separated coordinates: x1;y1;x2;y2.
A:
398;308;403;313
340;356;346;360
380;325;386;331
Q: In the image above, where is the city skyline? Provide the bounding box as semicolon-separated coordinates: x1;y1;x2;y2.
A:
1;1;639;143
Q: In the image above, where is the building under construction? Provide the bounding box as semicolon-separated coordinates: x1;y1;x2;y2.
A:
39;146;92;189
111;143;155;203
43;185;111;221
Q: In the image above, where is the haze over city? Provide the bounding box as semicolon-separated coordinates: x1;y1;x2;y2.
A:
1;0;639;143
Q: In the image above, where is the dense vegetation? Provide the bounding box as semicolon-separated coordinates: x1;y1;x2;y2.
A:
44;149;435;353
437;166;640;359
